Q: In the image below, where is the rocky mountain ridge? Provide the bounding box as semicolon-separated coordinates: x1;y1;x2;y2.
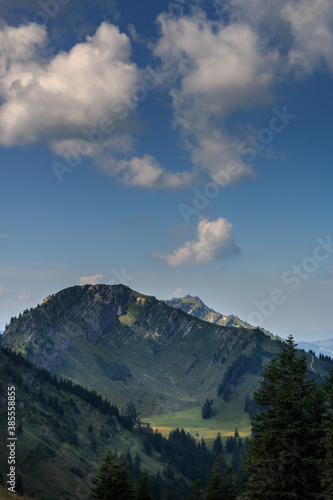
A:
164;294;275;338
1;284;326;432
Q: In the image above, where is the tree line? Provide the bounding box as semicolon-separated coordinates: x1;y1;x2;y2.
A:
243;335;333;498
1;346;134;428
92;336;333;498
4;335;333;498
92;428;246;500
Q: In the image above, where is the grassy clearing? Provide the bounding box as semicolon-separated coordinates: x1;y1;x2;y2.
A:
142;402;251;444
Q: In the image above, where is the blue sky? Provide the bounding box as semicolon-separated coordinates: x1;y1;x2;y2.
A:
0;0;333;342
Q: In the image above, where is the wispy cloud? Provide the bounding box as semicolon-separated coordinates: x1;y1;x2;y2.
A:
79;274;103;285
154;9;277;183
172;287;183;296
152;1;333;187
153;217;240;266
99;154;194;189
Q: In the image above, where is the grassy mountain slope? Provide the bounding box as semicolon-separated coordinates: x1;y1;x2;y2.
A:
164;295;275;338
0;484;27;499
0;348;166;500
1;285;327;440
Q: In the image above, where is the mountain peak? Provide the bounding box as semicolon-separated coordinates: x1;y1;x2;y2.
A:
1;283;321;448
164;295;274;337
2;284;269;414
182;294;203;303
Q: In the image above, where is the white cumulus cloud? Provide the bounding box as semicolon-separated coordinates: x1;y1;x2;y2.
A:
153;217;240;266
0;20;193;190
0;21;140;148
80;274;103;285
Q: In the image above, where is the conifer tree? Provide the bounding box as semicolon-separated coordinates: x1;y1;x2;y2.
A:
225;436;234;453
112;453;135;500
92;449;116;499
244;335;325;499
188;478;203;499
212;432;223;455
136;470;154;500
205;457;224;500
201;398;212;419
220;465;238;499
125;447;134;477
132;451;141;480
321;365;333;496
92;450;135;499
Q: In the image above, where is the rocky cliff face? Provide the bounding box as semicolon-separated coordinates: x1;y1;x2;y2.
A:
2;284;139;370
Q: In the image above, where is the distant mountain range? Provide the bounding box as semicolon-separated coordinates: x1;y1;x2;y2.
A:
164;295;276;339
296;338;333;357
165;295;333;358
